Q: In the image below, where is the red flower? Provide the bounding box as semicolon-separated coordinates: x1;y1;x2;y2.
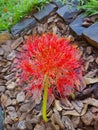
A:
16;34;83;98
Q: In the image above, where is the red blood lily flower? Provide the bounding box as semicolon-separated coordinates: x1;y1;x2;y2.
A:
16;34;83;122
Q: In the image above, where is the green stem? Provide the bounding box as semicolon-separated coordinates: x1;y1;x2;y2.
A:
42;74;49;122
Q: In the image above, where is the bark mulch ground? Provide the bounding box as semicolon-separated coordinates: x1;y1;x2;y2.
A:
0;11;98;130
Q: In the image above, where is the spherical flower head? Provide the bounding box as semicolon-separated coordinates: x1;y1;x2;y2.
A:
16;33;83;98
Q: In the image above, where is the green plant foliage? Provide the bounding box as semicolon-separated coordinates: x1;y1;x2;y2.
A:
56;0;89;6
76;0;89;6
0;0;50;32
78;0;98;16
56;0;67;4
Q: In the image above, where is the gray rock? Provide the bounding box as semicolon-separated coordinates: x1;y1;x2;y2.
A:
0;86;5;92
7;50;16;61
69;14;86;36
34;4;56;21
7;82;16;90
16;91;25;103
0;48;4;56
17;120;26;130
11;18;37;36
57;4;79;24
83;22;98;48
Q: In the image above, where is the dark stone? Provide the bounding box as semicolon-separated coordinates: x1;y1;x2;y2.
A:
56;4;80;24
33;4;56;21
69;14;86;36
11;18;37;36
83;22;98;48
